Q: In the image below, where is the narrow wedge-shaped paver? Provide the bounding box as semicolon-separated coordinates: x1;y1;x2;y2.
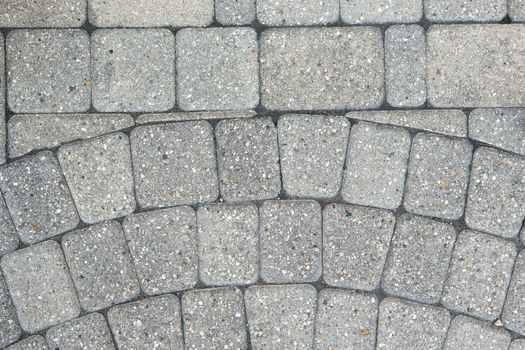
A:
257;0;338;25
0;0;85;27
340;0;422;23
424;0;507;22
0;34;6;165
443;316;511;350
6;336;49;350
0;273;21;348
216;0;255;25
136;110;255;124
503;250;525;335
0;192;18;257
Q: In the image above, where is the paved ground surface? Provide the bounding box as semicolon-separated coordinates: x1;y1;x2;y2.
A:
0;1;524;349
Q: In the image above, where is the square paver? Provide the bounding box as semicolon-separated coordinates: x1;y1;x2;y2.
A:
425;0;507;22
342;121;411;210
6;336;49;350
443;316;511;350
182;287;247;350
0;272;21;348
0;241;80;333
197;203;258;286
260;200;322;283
0;151;79;244
216;117;281;201
92;29;175;112
510;0;525;21
131;121;218;209
442;230;516;321
123;207;198;295
6;29;90;113
257;0;338;25
278;114;350;199
323;204;395;291
382;214;457;304
340;0;422;23
260;27;384;110
216;0;255;25
404;133;472;220
58;132;136;224
62;221;140;312
177;28;258;111
503;250;525;335
0;192;18;257
0;0;85;27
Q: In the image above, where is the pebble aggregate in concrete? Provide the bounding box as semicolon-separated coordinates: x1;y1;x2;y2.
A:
6;335;49;350
512;340;525;350
0;0;85;27
340;0;422;23
510;0;525;21
0;34;5;165
0;192;18;257
215;0;255;25
443;315;511;350
503;250;525;335
257;0;338;26
424;0;507;22
136;110;256;124
0;273;21;348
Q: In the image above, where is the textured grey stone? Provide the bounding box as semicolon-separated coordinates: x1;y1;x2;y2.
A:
323;204;395;291
92;29;175;112
0;273;21;348
425;0;507;22
0;151;79;244
177;28;258;111
0;241;80;333
503;251;525;335
465;147;525;238
245;284;317;350
260;27;384;110
0;192;18;257
0;34;5;165
216;117;281;201
314;289;378;350
382;214;456;304
136;110;256;125
385;25;426;107
131;121;218;209
510;0;525;21
0;0;85;27
197;203;258;286
260;200;322;283
442;230;516;321
443;316;511;350
404;133;472;220
257;0;338;25
58;132;136;224
6;336;49;350
511;340;525;350
342;121;411;210
62;221;140;312
6;29;90;113
122;207;198;295
182;287;247;350
216;0;255;25
278;114;349;199
427;25;525;107
340;0;422;23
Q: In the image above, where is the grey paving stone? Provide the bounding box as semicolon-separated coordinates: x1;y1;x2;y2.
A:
0;34;5;165
404;133;472;220
260;200;322;283
46;313;115;350
136;110;256;125
131;121;218;209
6;29;90;113
260;27;384;110
216;0;255;25
511;339;525;350
385;25;426;108
342;121;411;210
340;0;422;23
245;284;317;350
8;114;134;159
177;28;258;111
377;298;451;350
0;192;18;257
122;207;198;295
465;147;525;239
382;214;456;304
257;0;338;25
0;0;85;27
0;273;21;348
6;336;49;350
503;251;525;335
427;25;525;107
108;294;183;350
216;117;280;201
197;203;258;286
323;204;395;291
0;151;79;244
62;221;140;312
0;241;80;333
425;0;507;22
314;289;378;350
510;0;525;21
278;114;349;199
182;287;247;350
442;230;516;321
92;29;175;113
443;316;511;350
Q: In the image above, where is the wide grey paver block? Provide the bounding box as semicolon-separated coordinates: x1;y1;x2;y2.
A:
443;316;511;350
182;287;247;350
260;200;322;283
0;273;21;348
6;336;49;350
58;132;136;224
260;27;384;110
314;289;378;350
382;214;456;304
510;0;525;21
216;0;255;25
442;230;516;321
342;121;411;210
503;251;525;335
0;192;18;257
197;203;258;286
404;133;472;220
0;241;80;333
245;284;317;350
216;117;281;201
465;147;525;238
0;0;85;27
257;0;338;25
108;294;183;350
92;29;175;112
428;25;525;107
278;114;349;199
123;207;198;295
6;29;90;113
0;151;79;244
0;34;5;165
136;110;255;124
425;0;507;22
512;340;525;350
323;204;395;291
62;221;140;312
377;298;451;350
131;121;218;208
177;28;258;111
340;0;422;23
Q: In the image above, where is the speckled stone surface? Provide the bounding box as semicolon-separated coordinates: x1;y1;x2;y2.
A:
503;250;525;335
0;0;85;27
6;335;49;350
443;316;511;350
424;0;507;22
0;192;18;257
512;339;525;350
0;34;6;165
215;0;255;25
257;0;338;25
136;110;255;124
510;0;525;21
340;0;422;23
0;273;21;348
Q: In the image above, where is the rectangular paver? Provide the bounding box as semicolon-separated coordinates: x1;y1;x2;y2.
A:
340;0;422;23
216;0;255;25
0;192;18;257
257;0;338;25
0;34;5;165
503;250;525;335
443;316;511;350
0;0;86;27
6;336;49;350
0;273;21;348
425;0;507;22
